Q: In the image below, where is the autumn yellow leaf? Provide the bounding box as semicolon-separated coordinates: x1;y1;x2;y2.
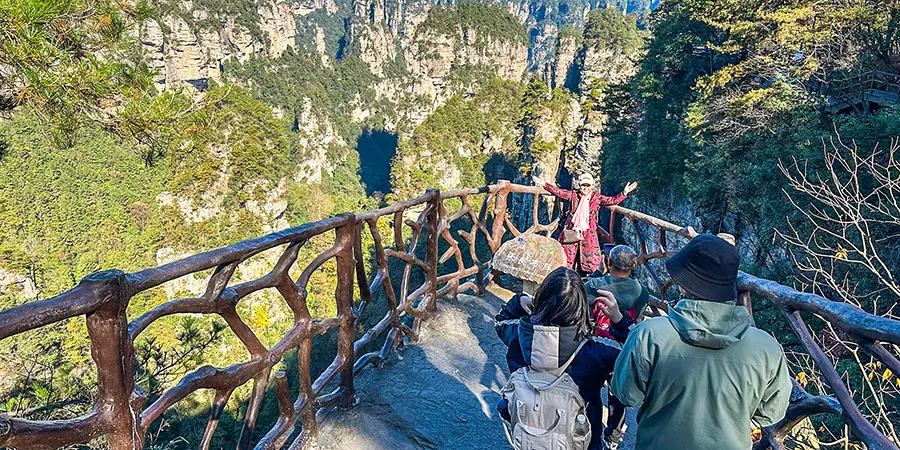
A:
883;369;893;381
751;428;762;440
796;371;808;387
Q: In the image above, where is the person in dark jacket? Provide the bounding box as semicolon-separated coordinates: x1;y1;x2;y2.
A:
584;245;649;449
495;267;634;450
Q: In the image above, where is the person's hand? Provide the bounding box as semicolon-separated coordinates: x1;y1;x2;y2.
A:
519;294;534;314
623;181;638;196
532;175;547;187
595;291;624;323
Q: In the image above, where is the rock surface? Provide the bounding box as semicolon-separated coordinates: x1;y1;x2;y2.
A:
317;286;637;449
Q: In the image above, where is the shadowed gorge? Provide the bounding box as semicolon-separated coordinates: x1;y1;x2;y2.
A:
356;128;397;195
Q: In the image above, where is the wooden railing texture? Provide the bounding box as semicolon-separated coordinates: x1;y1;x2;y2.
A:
0;181;897;450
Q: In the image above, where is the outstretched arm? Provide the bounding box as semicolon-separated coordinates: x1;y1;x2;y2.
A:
599;192;627;206
598;181;638;206
544;184;575;202
533;175;573;202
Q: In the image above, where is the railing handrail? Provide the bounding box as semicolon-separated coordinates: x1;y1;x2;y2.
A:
0;181;898;450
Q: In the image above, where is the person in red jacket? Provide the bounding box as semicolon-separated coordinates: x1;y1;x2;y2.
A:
534;173;637;275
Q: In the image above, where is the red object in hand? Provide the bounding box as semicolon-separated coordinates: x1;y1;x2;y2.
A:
592;302;638;339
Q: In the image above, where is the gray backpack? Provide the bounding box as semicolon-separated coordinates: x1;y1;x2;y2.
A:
500;340;591;450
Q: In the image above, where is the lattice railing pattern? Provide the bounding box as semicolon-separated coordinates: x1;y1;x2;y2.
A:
0;181;898;450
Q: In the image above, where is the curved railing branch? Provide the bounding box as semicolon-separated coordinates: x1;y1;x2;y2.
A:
0;181;898;450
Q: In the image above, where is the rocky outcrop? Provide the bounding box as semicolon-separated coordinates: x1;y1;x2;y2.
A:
572;42;640;177
296;0;337;15
511;89;582;228
260;0;301;56
294;98;345;183
406;27;528;81
140;0;305;90
347;2;532;128
549;30;579;89
351;23;399;77
315;25;331;67
579;45;638;91
0;268;38;301
530;21;558;73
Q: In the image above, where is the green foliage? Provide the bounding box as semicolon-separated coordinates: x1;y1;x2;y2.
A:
600;2;900;439
0;113;172;424
416;1;529;47
135;316;227;398
0;113;170;298
0;91;377;448
224;50;391;145
296;5;351;61
170;85;292;206
583;8;643;55
518;80;575;173
154;0;265;42
602;0;900;258
446;63;500;92
558;24;583;45
0;0;153;144
115;89;198;165
390;78;524;197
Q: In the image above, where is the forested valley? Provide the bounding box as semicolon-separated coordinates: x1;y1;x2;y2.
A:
0;0;898;446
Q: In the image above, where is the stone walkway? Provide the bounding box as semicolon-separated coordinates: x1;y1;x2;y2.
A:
317;285;636;449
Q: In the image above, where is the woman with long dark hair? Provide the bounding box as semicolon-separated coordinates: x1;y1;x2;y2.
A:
495;267;633;450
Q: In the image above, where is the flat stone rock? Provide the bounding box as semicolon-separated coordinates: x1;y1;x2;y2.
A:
317;286;637;449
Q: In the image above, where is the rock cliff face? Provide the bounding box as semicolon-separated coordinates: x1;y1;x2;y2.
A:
548;28;580;89
511;91;582;228
138;0;639;95
294;98;345;184
344;0;531;126
136;0;649;229
140;0;329;89
574;42;640;177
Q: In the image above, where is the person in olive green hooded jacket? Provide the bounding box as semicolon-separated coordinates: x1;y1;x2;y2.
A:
610;234;792;450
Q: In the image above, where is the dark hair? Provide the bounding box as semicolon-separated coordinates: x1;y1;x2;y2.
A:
609;245;638;272
530;267;592;340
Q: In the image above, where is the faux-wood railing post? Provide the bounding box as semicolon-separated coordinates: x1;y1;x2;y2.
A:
492;181;510;253
86;270;143;450
0;270;143;450
335;214;358;406
425;189;440;314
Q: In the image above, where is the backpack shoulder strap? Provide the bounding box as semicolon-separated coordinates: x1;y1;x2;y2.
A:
548;339;588;377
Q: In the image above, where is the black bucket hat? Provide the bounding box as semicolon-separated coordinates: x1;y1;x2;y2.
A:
665;234;740;301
